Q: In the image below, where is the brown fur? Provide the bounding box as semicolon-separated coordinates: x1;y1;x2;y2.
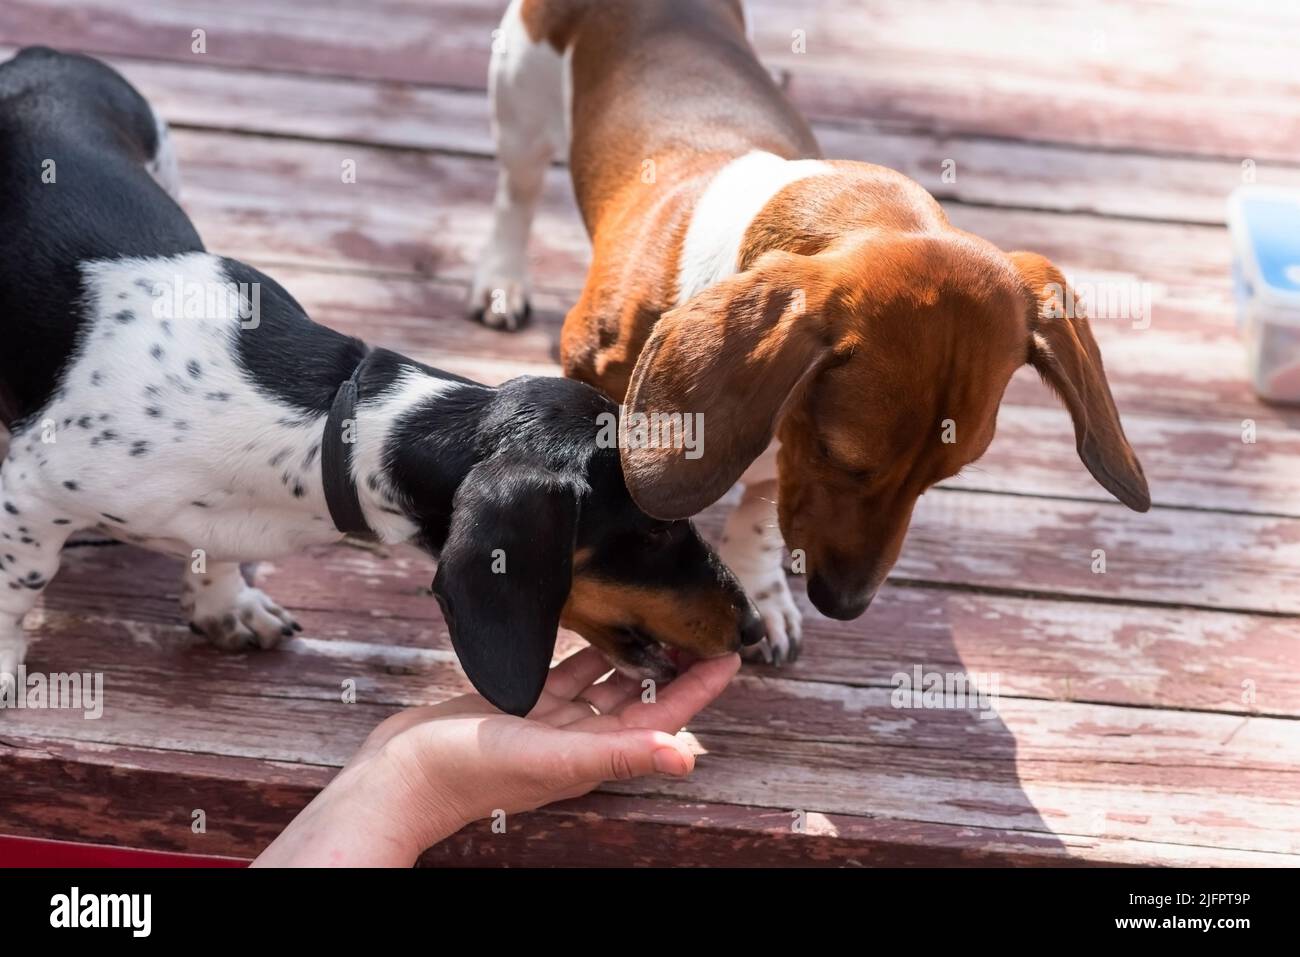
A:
547;0;819;399
539;0;1149;618
562;573;743;674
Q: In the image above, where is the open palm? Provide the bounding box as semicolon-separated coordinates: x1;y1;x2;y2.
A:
255;647;739;866
360;647;740;826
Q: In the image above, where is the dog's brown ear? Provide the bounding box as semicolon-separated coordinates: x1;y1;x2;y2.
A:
621;251;837;519
1011;251;1150;512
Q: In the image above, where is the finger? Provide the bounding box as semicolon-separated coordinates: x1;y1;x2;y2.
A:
560;728;696;786
529;648;616;720
539;700;603;728
542;646;615;702
579;670;643;714
543;665;650;722
538;671;641;728
613;653;740;732
562;655;740;734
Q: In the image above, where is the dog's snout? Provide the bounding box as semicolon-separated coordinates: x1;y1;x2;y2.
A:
737;599;766;647
807;574;874;621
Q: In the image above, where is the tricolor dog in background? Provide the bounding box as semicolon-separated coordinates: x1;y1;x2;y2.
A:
0;47;762;717
471;0;1151;663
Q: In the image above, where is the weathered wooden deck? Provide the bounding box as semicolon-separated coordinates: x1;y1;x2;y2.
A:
2;0;1299;866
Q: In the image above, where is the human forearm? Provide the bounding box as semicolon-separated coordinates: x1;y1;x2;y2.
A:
253;752;465;867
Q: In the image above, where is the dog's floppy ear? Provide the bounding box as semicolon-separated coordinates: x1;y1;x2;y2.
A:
431;454;580;716
621;250;837;519
1011;251;1150;512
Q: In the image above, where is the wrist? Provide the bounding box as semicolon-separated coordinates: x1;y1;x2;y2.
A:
369;740;472;855
254;751;466;867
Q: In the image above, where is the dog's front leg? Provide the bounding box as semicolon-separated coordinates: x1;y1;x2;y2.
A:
180;561;300;651
719;479;803;665
0;486;73;693
468;0;566;331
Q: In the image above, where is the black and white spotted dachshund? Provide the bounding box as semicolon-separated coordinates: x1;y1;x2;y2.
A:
0;47;762;716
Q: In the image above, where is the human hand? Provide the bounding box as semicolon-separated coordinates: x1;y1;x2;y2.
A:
254;647;739;867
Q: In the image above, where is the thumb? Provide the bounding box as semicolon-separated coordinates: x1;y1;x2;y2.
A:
563;728;696;786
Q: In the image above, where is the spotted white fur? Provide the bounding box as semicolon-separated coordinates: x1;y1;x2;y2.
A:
3;254;341;560
0;253;462;686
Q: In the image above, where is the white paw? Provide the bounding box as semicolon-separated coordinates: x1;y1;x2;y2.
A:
469;265;531;332
741;575;803;666
184;583;300;651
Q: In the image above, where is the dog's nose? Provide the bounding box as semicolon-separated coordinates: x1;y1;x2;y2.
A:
738;600;766;646
807;574;874;620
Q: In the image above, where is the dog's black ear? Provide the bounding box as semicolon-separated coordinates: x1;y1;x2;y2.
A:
431;454;580;717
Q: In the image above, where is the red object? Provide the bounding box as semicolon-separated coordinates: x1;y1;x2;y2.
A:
0;834;249;868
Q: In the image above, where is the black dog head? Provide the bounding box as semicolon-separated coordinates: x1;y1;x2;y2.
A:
413;375;761;716
1;47;165;171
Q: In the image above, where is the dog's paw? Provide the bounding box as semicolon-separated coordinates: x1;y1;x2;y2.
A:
185;585;300;651
468;272;531;332
741;575;803;666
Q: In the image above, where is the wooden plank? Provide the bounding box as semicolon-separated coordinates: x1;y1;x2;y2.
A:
16;562;1300;870
947;397;1300;517
0;46;499;157
5;45;1296;229
0;738;327;862
7;565;1299;866
16;594;1300;781
422;792;1298;868
8;613;1300;861
8;736;1288;865
811;123;1297;228
4;0;1297;160
0;0;492;87
601;733;1300;857
33;539;1300;719
753;0;1300;161
896;490;1300;615
5;643;1297;859
162;127;1240;310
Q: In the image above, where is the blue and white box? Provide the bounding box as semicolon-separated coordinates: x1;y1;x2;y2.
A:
1228;186;1300;404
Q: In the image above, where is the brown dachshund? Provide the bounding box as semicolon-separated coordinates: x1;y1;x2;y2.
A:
470;0;1150;663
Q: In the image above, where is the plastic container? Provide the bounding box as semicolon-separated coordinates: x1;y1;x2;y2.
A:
1228;186;1300;403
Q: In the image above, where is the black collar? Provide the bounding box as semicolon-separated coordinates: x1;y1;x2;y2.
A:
321;350;373;537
